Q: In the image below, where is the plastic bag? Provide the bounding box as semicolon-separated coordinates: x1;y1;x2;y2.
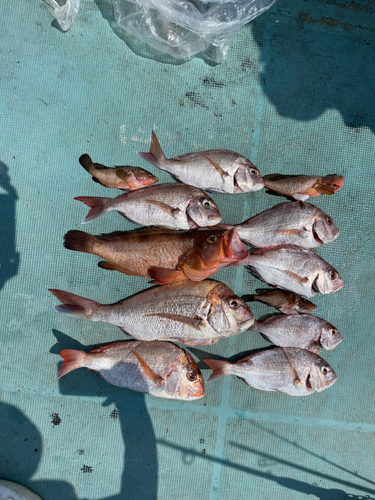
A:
112;0;277;63
43;0;80;32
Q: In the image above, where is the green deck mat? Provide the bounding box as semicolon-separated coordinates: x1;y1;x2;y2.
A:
1;1;375;499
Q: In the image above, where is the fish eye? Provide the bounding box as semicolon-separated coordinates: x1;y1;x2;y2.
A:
202;200;211;208
329;328;337;336
329;270;338;280
207;235;217;243
250;168;258;176
229;299;239;309
321;366;329;375
326;217;333;225
186;371;197;382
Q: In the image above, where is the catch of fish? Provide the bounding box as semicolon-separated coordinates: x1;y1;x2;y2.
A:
51;131;345;399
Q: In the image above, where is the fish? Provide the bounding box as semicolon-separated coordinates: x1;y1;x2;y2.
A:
234;201;339;248
58;340;204;400
263;174;344;201
249;314;343;353
148;228;249;284
74;183;221;230
49;280;255;346
242;288;316;314
63;227;248;281
236;244;343;298
79;154;158;190
138;131;264;194
204;347;337;396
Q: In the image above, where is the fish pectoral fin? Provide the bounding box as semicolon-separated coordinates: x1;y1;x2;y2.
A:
147;313;203;330
284;270;309;285
115;169;131;181
281;347;305;386
132;351;165;387
148;267;186;284
97;261;126;273
147;199;176;215
204;155;228;178
314;184;335;195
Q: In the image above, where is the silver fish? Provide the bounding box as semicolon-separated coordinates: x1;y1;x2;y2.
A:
74;183;221;230
242;288;316;314
49;280;255;346
138;132;264;194
249;314;343;353
234;202;339;248
204;347;337;396
237;244;343;298
58;340;204;400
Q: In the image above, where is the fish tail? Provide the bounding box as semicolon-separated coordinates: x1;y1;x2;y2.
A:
138;131;167;168
241;293;257;303
58;349;87;378
247;320;259;332
74;196;111;223
49;289;99;319
79;154;94;173
64;230;96;254
203;359;230;382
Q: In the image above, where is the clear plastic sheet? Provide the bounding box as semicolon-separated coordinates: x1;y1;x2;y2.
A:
43;0;80;32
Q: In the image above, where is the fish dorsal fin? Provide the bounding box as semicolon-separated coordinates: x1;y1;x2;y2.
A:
146;312;203;330
132;351;164;387
281;347;305;386
89;341;129;353
263;173;299;182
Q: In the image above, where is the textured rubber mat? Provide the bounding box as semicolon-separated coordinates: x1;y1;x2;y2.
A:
1;1;375;499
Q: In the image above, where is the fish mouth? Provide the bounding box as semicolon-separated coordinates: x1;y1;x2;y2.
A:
312;222;324;246
326;175;344;192
223;229;249;260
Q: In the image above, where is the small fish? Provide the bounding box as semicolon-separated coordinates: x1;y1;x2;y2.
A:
263;174;344;201
234;202;339;248
58;340;204;400
138;131;264;194
49;280;255;346
237;244;343;298
79;154;158;190
149;228;249;284
242;289;316;314
204;347;337;396
74;183;221;230
249;314;343;353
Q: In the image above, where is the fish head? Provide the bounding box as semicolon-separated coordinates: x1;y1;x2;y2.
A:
294;297;317;314
234;162;264;193
164;351;205;400
197;229;249;268
319;324;343;351
131;168;159;187
314;267;344;295
324;175;344;193
187;194;222;228
307;358;337;392
312;213;339;245
207;283;255;335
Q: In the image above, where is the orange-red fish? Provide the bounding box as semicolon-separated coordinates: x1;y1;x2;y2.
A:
263;174;344;201
148;228;249;284
63;227;247;281
79;154;158;190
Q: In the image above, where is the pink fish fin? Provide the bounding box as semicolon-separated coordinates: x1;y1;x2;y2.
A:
64;230;94;253
115;169;141;191
283;270;309;285
132;351;164;387
58;349;87;378
314;184;335;195
266;229;305;236
204;155;226;177
90;341;128;353
146;312;203;330
173;338;220;346
49;289;99;319
146;199;181;217
203;359;230;382
138;131;167;168
79;154;94;172
281;347;304;386
148;267;186;285
252;244;311;254
98;261;128;273
74;196;111;223
179;263;213;282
